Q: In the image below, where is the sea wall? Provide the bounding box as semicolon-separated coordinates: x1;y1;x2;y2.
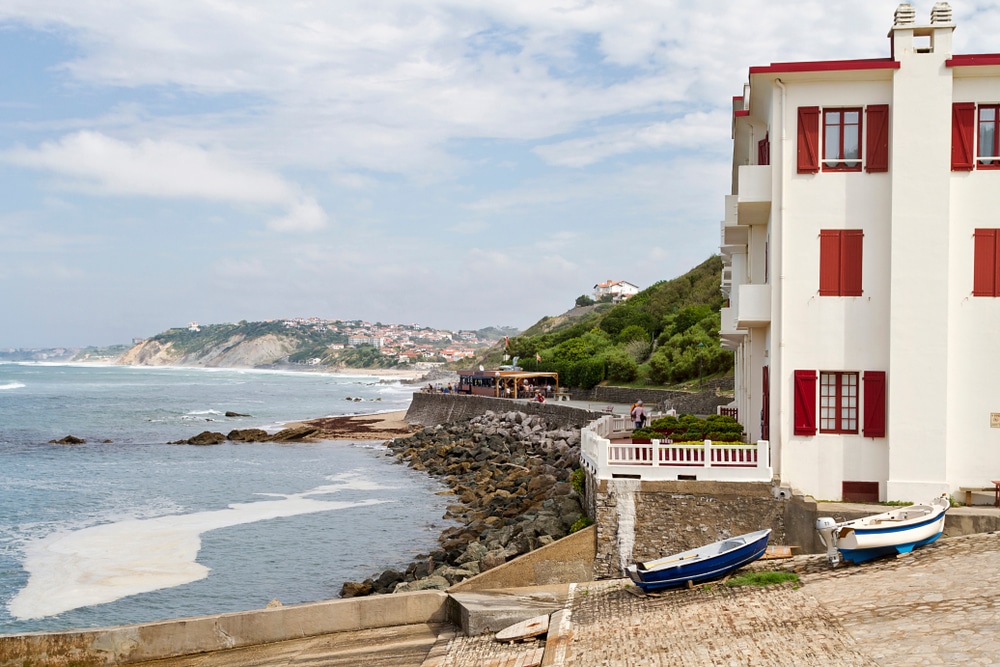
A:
0;591;449;667
588;479;787;579
405;392;600;428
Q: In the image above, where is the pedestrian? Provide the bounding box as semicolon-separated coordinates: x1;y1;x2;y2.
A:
631;399;647;430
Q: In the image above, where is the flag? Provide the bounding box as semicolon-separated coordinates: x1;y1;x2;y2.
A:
536;353;542;363
504;336;509;349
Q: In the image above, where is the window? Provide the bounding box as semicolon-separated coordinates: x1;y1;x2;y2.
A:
979;105;1000;167
824;109;862;171
820;372;858;434
797;105;888;174
952;102;1000;170
819;229;863;296
795;369;886;438
974;228;1000;297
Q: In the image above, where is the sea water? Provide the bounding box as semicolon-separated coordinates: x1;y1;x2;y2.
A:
0;363;452;635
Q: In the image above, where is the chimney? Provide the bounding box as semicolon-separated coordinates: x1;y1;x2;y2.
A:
930;2;953;24
894;3;916;26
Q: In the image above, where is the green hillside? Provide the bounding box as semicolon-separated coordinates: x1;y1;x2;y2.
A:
476;256;733;388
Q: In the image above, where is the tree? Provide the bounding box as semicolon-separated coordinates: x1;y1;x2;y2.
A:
575;294;595;307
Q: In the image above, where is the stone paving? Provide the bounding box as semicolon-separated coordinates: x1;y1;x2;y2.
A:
126;532;1000;666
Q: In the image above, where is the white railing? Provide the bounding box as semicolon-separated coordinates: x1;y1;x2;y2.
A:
581;419;772;482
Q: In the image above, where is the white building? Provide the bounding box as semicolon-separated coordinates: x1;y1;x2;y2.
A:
720;2;1000;503
593;279;640;302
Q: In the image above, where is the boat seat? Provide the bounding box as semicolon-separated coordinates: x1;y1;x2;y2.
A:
719;539;745;551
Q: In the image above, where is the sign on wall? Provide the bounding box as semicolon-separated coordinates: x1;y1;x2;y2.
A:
992;413;1000;429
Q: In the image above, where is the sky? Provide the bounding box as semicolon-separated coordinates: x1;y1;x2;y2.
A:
3;1;1000;348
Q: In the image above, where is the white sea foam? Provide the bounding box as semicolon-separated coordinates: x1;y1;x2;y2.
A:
0;382;26;391
8;480;391;620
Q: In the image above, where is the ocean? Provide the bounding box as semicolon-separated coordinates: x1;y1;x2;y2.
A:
0;363;453;635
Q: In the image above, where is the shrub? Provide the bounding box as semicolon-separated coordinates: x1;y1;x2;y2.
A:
571;468;586;495
570;517;594;533
604;349;638;383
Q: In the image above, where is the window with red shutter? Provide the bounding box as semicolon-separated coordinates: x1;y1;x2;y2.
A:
819;230;863;296
793;370;817;436
973;228;1000;297
758;134;770;166
865;104;889;172
952;102;976;171
797;107;820;173
862;371;886;438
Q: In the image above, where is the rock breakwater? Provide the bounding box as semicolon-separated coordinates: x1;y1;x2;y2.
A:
341;410;587;597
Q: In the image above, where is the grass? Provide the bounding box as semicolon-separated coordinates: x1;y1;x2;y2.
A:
725;571;800;588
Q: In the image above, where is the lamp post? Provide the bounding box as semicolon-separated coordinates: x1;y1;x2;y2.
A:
698;342;705;388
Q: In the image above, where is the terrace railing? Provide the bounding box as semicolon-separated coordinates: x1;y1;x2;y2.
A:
581;414;772;482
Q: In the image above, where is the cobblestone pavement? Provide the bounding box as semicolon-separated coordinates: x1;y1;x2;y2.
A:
128;533;1000;666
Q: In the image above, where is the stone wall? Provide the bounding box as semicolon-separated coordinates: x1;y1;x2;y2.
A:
405;392;600;428
569;380;735;416
589;479;787;579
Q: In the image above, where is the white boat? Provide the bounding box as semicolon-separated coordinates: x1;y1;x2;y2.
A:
815;495;949;565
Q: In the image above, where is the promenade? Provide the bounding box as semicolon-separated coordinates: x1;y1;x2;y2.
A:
127;530;1000;667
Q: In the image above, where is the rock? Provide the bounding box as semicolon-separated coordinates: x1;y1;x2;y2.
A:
186;431;227;445
455;541;488;565
265;599;282;608
479;551;506;572
340;581;373;598
49;435;85;445
270;426;321;442
393;575;450;593
374;569;405;593
225;411;252;418
227;429;270;442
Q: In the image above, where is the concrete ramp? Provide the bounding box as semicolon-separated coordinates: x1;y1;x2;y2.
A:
449;584;571;637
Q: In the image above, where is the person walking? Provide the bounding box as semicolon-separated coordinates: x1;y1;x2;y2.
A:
631;399;647;430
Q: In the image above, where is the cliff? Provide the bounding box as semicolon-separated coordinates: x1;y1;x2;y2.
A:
118;333;298;368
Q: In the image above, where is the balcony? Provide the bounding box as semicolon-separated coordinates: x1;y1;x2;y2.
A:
736;283;771;328
737;165;771;226
719;306;746;349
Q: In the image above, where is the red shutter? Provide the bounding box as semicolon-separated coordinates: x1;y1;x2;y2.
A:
865;104;889;172
793;370;817;436
952;102;976;171
797;107;820;173
758;134;770;166
819;230;842;295
841;230;864;296
862;371;886;438
973;228;998;296
761;365;770;440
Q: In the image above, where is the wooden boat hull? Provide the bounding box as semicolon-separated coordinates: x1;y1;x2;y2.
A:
626;529;771;593
816;496;949;565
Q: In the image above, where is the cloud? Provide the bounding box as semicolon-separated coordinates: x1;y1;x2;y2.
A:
534;110;731;167
3;131;330;233
267;197;329;233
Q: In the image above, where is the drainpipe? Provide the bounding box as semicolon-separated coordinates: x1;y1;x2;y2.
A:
772;77;786;471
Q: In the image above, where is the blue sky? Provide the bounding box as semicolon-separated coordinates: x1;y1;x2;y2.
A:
2;1;999;348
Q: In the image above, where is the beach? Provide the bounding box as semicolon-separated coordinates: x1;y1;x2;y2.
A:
287;410;417;441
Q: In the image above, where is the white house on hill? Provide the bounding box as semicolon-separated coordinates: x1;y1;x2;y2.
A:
720;2;1000;503
593;279;640;303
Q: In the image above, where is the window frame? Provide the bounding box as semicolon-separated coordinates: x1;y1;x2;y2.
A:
819;371;859;434
978;104;1000;169
822;108;863;172
819;229;864;297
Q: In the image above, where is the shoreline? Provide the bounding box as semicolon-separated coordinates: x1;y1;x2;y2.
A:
284;410;417;441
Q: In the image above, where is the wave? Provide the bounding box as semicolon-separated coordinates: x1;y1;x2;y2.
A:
0;382;26;391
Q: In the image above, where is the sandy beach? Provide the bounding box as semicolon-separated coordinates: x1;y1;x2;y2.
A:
286;410;417;441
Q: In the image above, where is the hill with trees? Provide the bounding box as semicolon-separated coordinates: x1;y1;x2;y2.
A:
469;256;732;389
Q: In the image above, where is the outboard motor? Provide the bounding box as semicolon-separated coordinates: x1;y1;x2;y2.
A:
815;517;841;565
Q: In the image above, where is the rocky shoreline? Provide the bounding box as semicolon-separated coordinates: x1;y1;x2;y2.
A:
340;409;587;597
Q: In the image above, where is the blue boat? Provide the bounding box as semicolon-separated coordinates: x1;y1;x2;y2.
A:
626;529;772;592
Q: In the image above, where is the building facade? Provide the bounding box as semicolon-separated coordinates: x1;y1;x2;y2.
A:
720;3;1000;502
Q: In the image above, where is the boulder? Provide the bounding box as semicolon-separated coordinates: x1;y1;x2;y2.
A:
49;435;85;445
270;426;321;442
187;431;227;445
225;411;252;418
227;429;271;442
340;581;373;598
393;575;450;593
